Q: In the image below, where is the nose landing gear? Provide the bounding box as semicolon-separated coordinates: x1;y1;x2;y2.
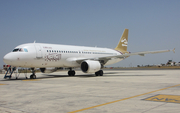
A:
30;74;36;79
30;68;36;79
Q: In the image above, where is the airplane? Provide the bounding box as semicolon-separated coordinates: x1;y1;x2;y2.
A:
3;29;175;79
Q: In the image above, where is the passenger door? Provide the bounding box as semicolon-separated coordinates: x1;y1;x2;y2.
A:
34;45;42;59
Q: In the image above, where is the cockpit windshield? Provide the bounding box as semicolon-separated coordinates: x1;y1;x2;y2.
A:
12;48;28;52
13;48;19;52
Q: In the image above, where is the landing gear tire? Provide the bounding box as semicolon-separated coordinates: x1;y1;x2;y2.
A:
30;68;36;79
95;70;103;76
99;70;103;76
30;74;36;79
68;70;75;76
95;72;99;76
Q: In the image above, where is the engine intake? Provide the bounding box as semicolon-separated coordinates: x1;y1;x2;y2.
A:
81;60;101;73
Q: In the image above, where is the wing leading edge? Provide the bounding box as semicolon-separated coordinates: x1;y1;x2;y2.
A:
116;48;175;58
75;48;175;65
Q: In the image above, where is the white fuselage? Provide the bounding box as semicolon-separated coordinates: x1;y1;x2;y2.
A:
3;43;123;68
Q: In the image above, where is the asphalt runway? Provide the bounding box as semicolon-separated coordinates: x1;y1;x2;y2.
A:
0;70;180;113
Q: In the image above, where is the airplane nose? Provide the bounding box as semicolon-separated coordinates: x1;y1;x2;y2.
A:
3;53;12;64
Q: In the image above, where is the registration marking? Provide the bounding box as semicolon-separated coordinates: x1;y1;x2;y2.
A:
143;94;180;104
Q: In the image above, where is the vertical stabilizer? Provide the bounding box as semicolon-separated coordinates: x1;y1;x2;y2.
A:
115;29;129;54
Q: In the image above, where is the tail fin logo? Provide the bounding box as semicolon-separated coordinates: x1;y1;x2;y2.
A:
121;38;128;46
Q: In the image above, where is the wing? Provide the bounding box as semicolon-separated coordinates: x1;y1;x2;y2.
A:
76;48;175;64
116;49;175;58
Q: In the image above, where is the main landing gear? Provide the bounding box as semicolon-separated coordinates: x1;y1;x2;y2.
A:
30;68;36;79
68;68;75;76
95;70;103;76
67;68;103;76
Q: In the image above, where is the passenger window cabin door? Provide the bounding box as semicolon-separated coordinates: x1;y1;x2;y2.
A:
34;45;42;59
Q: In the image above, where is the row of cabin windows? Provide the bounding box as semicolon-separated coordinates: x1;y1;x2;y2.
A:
47;50;114;55
47;50;78;53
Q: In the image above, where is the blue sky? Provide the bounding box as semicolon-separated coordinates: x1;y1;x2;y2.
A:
0;0;179;68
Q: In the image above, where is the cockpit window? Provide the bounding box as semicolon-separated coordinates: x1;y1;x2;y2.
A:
24;48;28;52
12;48;28;52
19;48;23;52
13;48;19;52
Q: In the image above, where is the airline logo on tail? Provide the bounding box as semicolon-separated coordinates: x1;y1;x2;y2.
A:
121;38;128;46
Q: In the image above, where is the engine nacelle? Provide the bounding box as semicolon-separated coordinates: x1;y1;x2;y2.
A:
81;60;101;73
40;68;57;73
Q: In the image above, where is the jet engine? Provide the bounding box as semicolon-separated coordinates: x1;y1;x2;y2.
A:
40;68;57;73
81;60;101;73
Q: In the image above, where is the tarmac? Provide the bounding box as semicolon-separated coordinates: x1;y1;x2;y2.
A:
0;69;180;113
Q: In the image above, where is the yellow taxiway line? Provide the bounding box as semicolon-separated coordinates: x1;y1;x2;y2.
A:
22;79;40;81
69;84;180;113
